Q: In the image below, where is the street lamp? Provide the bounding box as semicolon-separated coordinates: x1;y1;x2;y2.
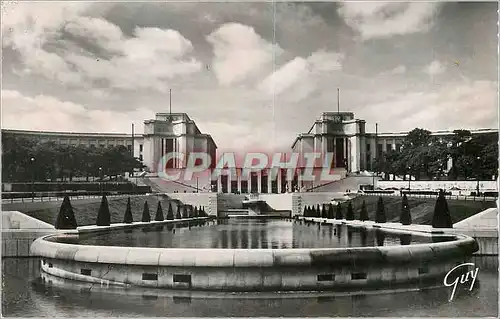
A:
30;157;35;202
196;177;199;193
98;167;103;196
408;166;411;193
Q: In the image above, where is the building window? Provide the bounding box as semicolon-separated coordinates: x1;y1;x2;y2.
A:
139;155;143;161
366;143;371;151
81;269;92;276
139;144;143;152
317;274;335;281
418;267;429;274
173;274;191;284
127;145;132;152
142;273;158;281
351;272;367;280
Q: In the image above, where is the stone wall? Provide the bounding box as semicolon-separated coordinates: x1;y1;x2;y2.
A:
377;180;497;191
30;231;478;291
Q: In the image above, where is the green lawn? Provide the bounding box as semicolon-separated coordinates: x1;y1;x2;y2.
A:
25;195;197;227
345;195;495;225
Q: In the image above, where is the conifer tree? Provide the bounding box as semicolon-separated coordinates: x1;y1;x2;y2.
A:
55;195;78;229
142;201;151;222
400;194;412;225
123;197;133;224
96;195;111;226
335;203;343;219
375;197;386;223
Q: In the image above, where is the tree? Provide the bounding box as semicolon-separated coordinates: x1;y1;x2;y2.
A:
123;197;133;224
167;202;175;220
360;200;368;221
155;201;164;221
400;194;412;225
182;205;188;219
316;204;321;218
55;195;78;229
322;204;327;218
96;195;111;226
432;190;453;228
328;203;334;219
346;202;354;220
142;201;151;222
194;206;199;218
335;203;343;219
375;196;386;223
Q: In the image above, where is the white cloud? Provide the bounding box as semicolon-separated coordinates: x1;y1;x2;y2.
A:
338;2;442;40
258;50;343;99
2;4;202;92
1;90;153;133
390;65;407;74
423;60;446;76
207;23;282;86
359;80;497;132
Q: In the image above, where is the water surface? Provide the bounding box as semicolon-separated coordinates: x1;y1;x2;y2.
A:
71;219;442;249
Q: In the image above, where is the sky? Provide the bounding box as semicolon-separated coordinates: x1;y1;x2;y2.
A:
1;1;498;152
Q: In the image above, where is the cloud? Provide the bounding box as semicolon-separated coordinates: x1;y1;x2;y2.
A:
338;2;442;40
390;65;407;74
423;60;446;76
358;80;497;132
258;50;343;99
1;90;153;133
2;4;202;92
207;23;282;86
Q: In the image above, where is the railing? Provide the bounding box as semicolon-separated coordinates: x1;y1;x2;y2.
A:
1;192;150;204
361;191;498;202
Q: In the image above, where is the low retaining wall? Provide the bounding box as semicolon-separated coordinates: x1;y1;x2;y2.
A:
30;222;478;291
2;211;57;257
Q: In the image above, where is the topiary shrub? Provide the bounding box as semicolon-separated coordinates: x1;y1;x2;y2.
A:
432;190;453;228
55;195;78;229
316;204;321;218
346;202;354;221
182;205;188;219
166;202;174;220
328;203;334;219
400;194;412;225
96;195;111;226
123;197;133;224
335;203;343;219
155;201;164;221
360;200;368;221
375;196;386;223
142;201;151;222
194;206;199;218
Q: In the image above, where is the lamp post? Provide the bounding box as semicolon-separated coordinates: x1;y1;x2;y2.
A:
98;167;103;196
408;166;411;193
30;157;35;202
196;176;199;193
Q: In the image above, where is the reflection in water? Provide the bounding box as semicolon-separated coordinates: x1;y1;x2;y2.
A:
1;256;497;317
360;229;367;246
400;234;412;246
376;230;386;246
73;219;443;249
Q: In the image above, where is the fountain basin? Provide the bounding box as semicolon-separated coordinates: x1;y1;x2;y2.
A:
30;219;478;292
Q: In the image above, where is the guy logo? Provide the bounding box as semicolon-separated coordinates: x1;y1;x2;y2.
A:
443;263;479;302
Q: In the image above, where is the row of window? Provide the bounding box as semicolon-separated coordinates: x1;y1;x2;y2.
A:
317;267;429;282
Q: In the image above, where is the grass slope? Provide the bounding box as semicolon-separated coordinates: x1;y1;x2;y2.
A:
25;195;187;227
345;195;495;225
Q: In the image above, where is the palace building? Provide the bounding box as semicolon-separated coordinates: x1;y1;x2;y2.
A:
2;111;496;193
